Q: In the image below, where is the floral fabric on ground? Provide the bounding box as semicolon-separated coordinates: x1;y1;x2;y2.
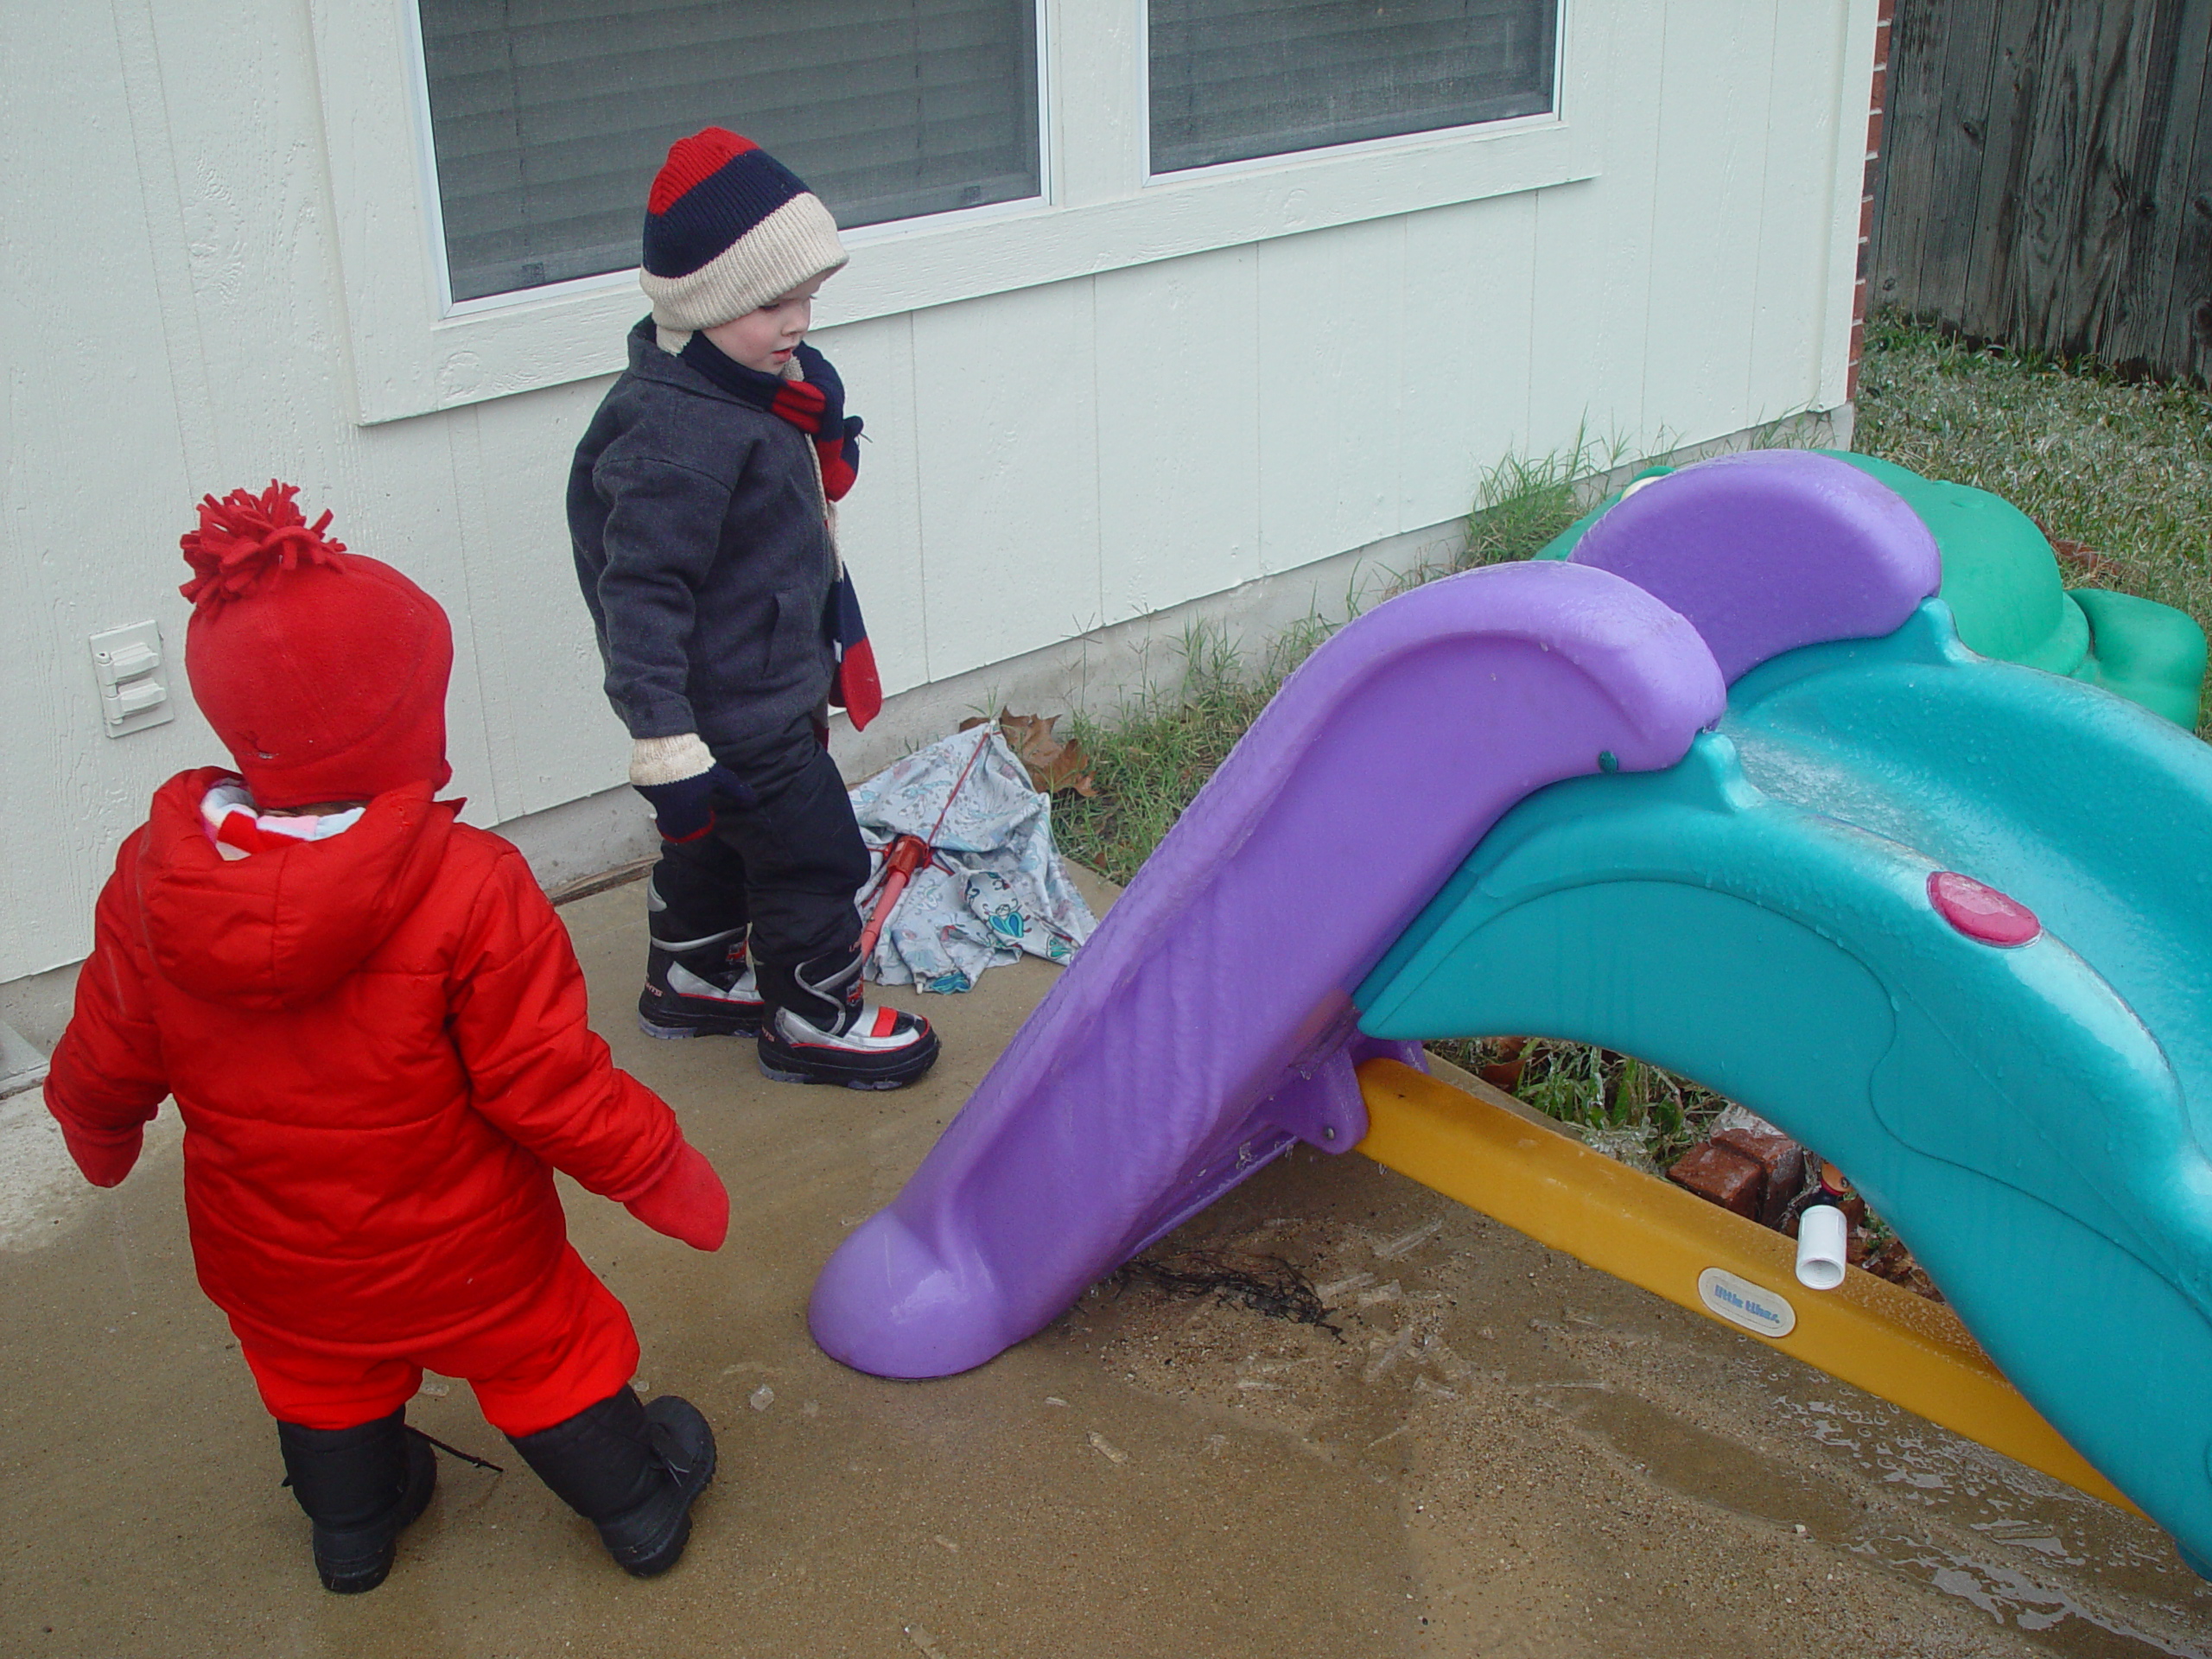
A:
849;726;1098;993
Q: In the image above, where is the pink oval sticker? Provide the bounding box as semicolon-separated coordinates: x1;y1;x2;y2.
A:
1928;871;2041;947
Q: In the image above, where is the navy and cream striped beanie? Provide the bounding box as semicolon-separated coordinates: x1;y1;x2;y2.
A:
639;128;848;334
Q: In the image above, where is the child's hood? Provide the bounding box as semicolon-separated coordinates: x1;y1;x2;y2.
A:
133;767;461;1011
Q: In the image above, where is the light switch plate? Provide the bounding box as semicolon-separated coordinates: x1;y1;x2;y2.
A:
90;620;174;737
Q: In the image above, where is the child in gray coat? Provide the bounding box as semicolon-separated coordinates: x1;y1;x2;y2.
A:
568;127;937;1090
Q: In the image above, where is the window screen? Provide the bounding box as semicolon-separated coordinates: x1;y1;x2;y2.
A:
1148;0;1557;175
418;2;1041;303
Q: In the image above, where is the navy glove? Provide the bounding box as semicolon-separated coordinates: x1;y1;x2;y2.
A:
629;737;756;842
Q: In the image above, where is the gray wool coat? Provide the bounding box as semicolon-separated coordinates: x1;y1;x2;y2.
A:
568;319;837;760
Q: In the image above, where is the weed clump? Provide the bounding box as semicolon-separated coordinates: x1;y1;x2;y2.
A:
1461;447;1592;568
1427;1037;1736;1172
1053;622;1325;886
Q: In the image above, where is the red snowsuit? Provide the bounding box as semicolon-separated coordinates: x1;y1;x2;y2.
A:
45;768;692;1436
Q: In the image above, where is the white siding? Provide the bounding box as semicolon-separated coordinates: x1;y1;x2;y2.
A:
0;0;1876;982
1096;245;1263;626
912;281;1107;677
1256;218;1408;576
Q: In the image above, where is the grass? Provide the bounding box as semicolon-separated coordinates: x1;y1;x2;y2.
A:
1856;315;2212;736
1460;443;1601;568
1053;620;1327;886
1425;1037;1739;1172
1055;315;2212;1166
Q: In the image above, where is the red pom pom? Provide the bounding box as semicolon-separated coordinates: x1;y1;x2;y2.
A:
179;481;346;608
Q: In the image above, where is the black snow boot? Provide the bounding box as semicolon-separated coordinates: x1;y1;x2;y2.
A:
506;1389;715;1577
755;945;939;1090
638;884;762;1039
276;1409;437;1593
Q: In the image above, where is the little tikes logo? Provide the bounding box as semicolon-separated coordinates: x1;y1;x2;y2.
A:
1697;1268;1797;1338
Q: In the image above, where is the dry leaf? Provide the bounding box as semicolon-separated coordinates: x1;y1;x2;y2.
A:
2050;537;2122;584
960;709;1098;797
2035;518;2124;585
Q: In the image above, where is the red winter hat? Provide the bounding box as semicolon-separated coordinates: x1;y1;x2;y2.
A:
180;482;454;809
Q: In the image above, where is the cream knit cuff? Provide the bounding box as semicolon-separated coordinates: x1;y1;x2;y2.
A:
640;193;849;333
629;733;715;787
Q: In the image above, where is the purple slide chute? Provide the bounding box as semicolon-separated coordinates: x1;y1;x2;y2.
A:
1571;451;1939;682
810;559;1729;1378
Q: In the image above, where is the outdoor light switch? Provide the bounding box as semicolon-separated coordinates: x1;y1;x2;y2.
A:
90;620;174;737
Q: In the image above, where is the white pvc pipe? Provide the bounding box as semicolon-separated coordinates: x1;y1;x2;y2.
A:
1796;1204;1849;1290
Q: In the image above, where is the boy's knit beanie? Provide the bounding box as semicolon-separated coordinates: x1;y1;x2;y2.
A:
639;128;848;333
179;482;454;809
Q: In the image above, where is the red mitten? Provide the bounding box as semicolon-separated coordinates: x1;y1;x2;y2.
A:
622;1142;729;1251
53;1110;143;1189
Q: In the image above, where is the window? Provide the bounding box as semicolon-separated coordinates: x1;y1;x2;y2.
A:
416;0;1042;303
317;0;1595;423
1147;0;1558;175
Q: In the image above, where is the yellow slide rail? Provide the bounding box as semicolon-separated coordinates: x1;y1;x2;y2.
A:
1354;1058;2135;1512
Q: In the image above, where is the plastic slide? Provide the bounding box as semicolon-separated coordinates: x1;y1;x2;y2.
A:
810;449;2212;1567
810;560;1733;1376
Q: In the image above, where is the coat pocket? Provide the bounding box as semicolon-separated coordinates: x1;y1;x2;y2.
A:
768;587;827;679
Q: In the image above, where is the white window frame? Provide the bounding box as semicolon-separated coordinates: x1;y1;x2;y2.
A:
310;0;1599;425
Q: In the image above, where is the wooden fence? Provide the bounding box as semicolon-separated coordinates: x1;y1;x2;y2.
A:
1870;0;2212;385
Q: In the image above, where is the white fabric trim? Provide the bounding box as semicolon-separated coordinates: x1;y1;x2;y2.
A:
639;193;849;332
200;779;366;860
629;733;715;787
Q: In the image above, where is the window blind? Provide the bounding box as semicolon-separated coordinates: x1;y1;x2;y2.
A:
1148;0;1557;175
418;0;1040;302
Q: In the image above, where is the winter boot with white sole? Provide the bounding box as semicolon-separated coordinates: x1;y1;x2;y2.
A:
637;887;764;1039
755;945;939;1090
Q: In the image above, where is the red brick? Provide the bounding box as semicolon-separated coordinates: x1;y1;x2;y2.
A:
1860;196;1875;238
1667;1143;1765;1218
1477;1036;1529;1092
1866;109;1885;154
1712;1128;1807;1227
1870;65;1886;112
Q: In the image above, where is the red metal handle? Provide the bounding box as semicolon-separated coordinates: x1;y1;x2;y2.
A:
856;834;933;959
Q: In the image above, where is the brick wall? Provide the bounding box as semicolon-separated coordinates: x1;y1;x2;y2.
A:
1848;0;1893;403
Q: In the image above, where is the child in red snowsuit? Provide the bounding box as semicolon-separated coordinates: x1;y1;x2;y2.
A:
44;484;729;1593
